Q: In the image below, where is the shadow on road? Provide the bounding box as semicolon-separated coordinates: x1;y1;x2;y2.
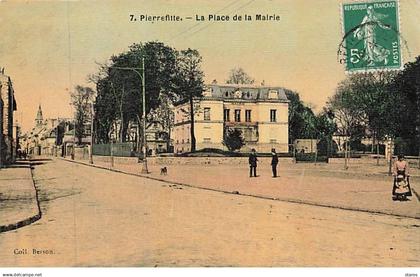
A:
3;160;32;169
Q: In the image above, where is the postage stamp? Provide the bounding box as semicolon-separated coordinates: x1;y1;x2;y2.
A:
341;0;402;72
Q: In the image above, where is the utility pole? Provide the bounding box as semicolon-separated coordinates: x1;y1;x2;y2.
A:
141;57;149;174
89;103;94;164
110;137;114;167
71;119;75;160
55;126;58;157
109;59;149;173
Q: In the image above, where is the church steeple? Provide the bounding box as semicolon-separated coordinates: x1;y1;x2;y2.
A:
35;104;43;127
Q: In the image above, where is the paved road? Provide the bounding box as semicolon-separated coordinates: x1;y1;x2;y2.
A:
74;157;420;218
0;158;419;266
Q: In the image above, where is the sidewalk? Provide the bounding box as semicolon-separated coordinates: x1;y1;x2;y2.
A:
0;161;40;232
62;156;420;219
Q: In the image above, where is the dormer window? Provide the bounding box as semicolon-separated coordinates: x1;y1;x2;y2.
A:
268;90;278;99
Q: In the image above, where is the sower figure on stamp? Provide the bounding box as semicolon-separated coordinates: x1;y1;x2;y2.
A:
249;148;258;177
271;148;279;178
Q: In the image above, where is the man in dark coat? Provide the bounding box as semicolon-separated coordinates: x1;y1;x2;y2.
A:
271;148;279;177
249;148;258;177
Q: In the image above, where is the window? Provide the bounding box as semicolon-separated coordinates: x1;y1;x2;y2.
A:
224;109;230;122
270;109;277;122
203;138;211;142
234;109;241;122
204;108;211;121
245;110;252;122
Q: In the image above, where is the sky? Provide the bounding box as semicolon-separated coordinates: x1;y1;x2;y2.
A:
0;0;419;132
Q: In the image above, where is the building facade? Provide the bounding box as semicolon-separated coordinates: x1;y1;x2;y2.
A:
173;84;289;153
0;68;17;164
24;105;75;156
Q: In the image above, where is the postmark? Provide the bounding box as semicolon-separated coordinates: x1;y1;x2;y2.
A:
339;0;403;72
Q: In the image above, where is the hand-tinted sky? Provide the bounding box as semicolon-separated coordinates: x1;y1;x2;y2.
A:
0;0;419;132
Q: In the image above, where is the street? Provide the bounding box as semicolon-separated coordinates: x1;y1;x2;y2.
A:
0;158;419;266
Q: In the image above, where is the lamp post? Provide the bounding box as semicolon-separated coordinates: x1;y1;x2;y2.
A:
110;57;148;174
71;120;75;160
89;103;94;164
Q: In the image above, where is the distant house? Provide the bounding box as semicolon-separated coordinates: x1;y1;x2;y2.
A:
173;83;289;153
0;68;17;164
145;120;169;156
24;105;76;156
294;139;318;154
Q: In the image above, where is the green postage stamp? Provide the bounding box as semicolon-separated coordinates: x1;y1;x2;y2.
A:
341;1;402;72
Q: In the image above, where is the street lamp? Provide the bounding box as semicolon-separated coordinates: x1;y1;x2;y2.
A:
110;57;149;174
89;103;94;164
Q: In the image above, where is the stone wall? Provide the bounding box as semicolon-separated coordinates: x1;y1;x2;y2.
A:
88;155;295;166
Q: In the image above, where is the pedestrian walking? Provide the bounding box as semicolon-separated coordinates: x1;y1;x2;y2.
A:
249;148;258;177
392;154;412;201
271;148;279;177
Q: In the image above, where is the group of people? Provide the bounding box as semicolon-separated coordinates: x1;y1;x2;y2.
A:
249;149;413;202
248;148;279;178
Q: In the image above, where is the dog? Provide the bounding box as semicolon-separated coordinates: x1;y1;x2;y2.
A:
160;166;168;175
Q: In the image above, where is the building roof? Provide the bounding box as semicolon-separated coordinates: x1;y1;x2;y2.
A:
204;84;289;102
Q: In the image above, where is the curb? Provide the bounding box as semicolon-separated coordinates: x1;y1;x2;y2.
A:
0;160;42;233
60;157;420;220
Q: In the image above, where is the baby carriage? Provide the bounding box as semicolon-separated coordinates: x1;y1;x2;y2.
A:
392;171;412;201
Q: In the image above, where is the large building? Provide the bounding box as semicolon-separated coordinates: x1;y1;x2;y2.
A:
0;68;17;165
173;84;289;153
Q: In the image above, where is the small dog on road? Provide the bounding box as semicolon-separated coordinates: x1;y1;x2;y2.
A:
160;166;168;175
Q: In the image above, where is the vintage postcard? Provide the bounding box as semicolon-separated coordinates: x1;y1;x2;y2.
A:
0;0;419;275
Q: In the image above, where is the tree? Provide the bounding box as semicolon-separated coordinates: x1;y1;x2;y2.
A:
327;80;366;169
92;41;178;144
226;67;255;84
172;48;205;152
147;94;174;151
314;109;337;157
285;90;318;144
70;86;95;144
328;72;402;168
392;56;420;158
223;129;245;152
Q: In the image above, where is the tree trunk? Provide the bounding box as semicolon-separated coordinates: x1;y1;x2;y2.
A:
376;142;380;166
371;136;375;153
189;96;196;152
136;115;142;162
388;138;393;175
119;112;124;143
344;139;348;170
167;125;172;153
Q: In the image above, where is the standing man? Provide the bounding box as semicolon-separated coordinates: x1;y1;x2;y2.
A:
271;148;279;177
249;148;258;177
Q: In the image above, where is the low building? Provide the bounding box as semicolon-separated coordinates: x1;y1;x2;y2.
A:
145;120;170;156
294;139;318;154
173;84;289;153
0;68;17;165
